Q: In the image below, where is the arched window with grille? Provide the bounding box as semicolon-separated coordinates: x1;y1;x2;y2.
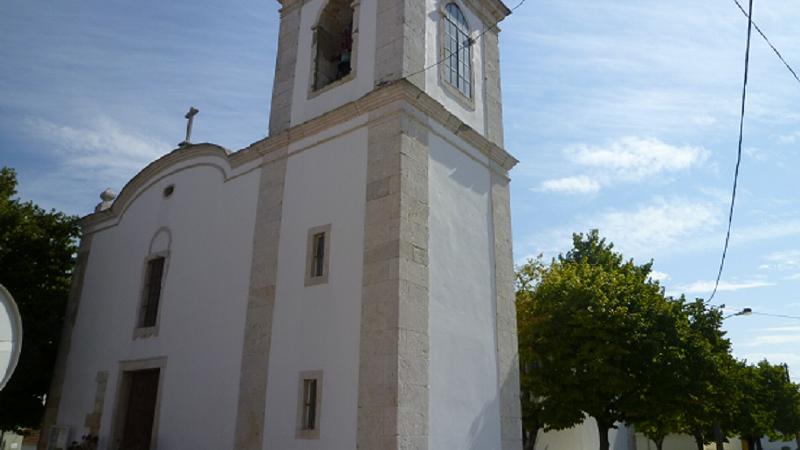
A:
443;3;472;98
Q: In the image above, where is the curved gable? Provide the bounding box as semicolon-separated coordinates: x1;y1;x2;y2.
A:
81;143;248;232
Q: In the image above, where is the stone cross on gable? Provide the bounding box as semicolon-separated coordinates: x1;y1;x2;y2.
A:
179;106;199;147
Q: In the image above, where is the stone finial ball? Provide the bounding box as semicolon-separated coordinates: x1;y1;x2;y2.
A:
100;188;117;202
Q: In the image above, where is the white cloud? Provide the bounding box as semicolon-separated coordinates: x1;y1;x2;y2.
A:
691;115;717;126
24;116;169;175
590;198;718;258
538;137;709;195
764;326;800;332
524;197;720;261
743;147;766;161
649;271;670;282
760;249;800;272
536;176;600;194
743;334;800;347
568;137;709;180
720;220;800;250
778;132;800;144
19;116;172;214
675;279;774;294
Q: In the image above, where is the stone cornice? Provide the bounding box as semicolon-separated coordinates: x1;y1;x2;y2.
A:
463;0;511;30
253;79;518;171
80;79;517;231
278;0;511;25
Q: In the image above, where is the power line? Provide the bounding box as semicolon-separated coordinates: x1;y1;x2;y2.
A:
403;0;527;81
731;0;800;85
708;0;755;303
752;311;800;321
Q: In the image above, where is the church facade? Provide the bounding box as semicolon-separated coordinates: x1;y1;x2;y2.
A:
39;0;521;448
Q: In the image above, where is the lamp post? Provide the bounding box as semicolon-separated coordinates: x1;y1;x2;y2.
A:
713;307;753;450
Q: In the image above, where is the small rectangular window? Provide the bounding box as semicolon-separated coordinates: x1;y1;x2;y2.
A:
296;370;323;439
301;379;318;430
140;257;165;328
311;233;325;278
305;225;331;286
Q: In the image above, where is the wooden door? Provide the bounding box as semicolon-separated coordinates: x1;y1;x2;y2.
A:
120;369;160;450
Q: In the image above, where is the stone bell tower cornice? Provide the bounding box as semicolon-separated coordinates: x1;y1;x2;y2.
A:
275;0;512;26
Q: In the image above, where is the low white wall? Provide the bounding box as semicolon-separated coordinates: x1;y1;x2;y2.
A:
534;418;799;450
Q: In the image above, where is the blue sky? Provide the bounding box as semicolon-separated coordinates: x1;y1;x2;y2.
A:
1;0;800;379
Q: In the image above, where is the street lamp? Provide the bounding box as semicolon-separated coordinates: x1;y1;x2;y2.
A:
723;307;753;319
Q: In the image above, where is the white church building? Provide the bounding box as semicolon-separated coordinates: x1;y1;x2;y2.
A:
38;0;521;448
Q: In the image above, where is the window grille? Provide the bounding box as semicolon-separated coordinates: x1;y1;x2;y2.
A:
301;379;318;430
141;257;165;327
443;3;472;98
311;233;325;278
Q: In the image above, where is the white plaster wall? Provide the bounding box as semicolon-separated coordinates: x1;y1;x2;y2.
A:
289;0;377;127
535;419;756;450
424;0;487;134
56;158;260;449
534;419;633;450
263;126;367;450
428;132;501;449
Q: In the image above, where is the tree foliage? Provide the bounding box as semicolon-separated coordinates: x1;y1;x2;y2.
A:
0;167;79;432
515;230;800;450
517;230;672;450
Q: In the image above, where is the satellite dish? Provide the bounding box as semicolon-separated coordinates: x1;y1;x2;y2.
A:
0;283;22;391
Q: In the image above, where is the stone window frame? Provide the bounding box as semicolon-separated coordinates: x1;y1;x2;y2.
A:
108;357;167;450
295;370;324;439
307;0;361;99
437;0;477;110
304;224;331;286
133;251;169;339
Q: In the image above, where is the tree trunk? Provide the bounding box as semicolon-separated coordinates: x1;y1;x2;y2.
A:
523;427;538;450
693;432;704;450
746;436;756;450
655;437;664;450
596;418;611;450
754;437;763;450
795;432;799;450
714;423;725;450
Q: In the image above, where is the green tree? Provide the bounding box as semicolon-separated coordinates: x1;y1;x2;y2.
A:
772;365;800;446
516;255;546;450
628;297;690;450
677;299;738;450
516;255;583;449
733;361;782;450
0;167;79;433
520;230;671;450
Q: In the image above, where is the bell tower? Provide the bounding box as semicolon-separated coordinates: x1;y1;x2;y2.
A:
244;0;523;448
267;0;510;148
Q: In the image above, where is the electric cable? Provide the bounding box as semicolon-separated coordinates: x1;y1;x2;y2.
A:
708;0;755;303
731;0;800;85
751;311;800;320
